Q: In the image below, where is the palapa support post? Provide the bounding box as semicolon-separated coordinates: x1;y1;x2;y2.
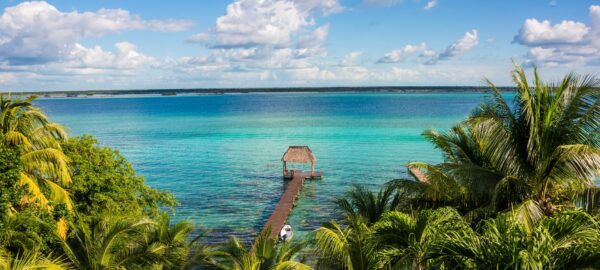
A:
281;146;318;179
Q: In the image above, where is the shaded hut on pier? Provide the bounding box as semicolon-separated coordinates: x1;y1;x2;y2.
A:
282;146;316;178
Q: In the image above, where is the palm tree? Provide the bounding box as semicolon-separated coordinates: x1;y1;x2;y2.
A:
312;217;376;270
370;207;470;269
128;213;194;269
403;65;600;216
0;94;72;217
0;213;51;254
0;248;69;270
434;204;600;269
197;227;310;270
334;184;400;224
395;124;507;221
59;215;156;269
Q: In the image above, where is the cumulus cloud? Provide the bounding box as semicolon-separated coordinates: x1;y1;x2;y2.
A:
64;42;156;70
181;0;341;85
391;67;421;79
0;1;193;65
377;43;427;63
295;24;330;58
515;5;600;66
423;0;438;10
339;52;363;66
439;30;478;59
0;72;16;84
514;19;588;45
189;0;340;49
378;30;478;65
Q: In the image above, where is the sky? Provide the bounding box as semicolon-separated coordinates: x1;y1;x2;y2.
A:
0;0;599;91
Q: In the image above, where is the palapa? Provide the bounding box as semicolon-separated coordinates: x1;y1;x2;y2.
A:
282;146;316;177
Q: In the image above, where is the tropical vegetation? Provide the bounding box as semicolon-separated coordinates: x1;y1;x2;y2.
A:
0;65;598;269
394;65;600;220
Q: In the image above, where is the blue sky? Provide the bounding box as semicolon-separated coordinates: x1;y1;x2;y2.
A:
0;0;598;91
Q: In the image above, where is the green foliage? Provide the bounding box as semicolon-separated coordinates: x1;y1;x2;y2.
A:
334;184;400;225
371;207;471;269
0;95;193;269
60;215;154;269
0;135;23;215
311;207;473;270
435;207;600;269
0;210;56;255
133;213;194;269
58;213;194;269
196;227;310;270
312;200;600;269
312;218;376;270
406;65;600;218
0;93;72;210
61;135;175;218
0;248;69;270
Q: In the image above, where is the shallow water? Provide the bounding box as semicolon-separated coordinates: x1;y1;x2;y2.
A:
36;92;490;242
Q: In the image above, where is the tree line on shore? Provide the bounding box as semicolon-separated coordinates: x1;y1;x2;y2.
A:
0;65;599;269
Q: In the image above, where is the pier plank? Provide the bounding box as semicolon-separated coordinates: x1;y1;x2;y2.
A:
262;170;322;239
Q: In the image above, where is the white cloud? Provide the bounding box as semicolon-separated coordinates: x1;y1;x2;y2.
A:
294;0;343;15
0;72;16;84
0;41;157;81
64;42;156;70
286;66;336;81
189;0;340;49
339;52;363;66
181;0;341;85
378;30;478;65
295;24;330;58
391;67;421;79
0;1;193;65
514;19;588;45
439;30;478;59
516;5;600;66
420;49;437;58
378;43;427;63
423;0;438;10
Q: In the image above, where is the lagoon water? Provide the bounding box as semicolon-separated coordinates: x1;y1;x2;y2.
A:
36;92;489;242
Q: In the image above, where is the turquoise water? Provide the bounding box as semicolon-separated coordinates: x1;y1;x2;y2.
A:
35;92;489;242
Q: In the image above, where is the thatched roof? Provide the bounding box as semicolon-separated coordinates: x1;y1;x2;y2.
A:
282;146;316;163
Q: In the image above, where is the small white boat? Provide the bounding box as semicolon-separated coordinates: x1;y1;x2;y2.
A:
279;224;293;241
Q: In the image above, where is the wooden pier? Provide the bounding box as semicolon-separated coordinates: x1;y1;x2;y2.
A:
262;170;322;239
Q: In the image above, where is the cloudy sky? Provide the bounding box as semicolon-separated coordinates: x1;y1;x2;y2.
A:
0;0;598;91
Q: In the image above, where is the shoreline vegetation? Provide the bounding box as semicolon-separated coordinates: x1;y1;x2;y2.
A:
13;86;518;99
1;65;599;269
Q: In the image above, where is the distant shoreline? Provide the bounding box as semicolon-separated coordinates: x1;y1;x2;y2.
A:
12;86;516;98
